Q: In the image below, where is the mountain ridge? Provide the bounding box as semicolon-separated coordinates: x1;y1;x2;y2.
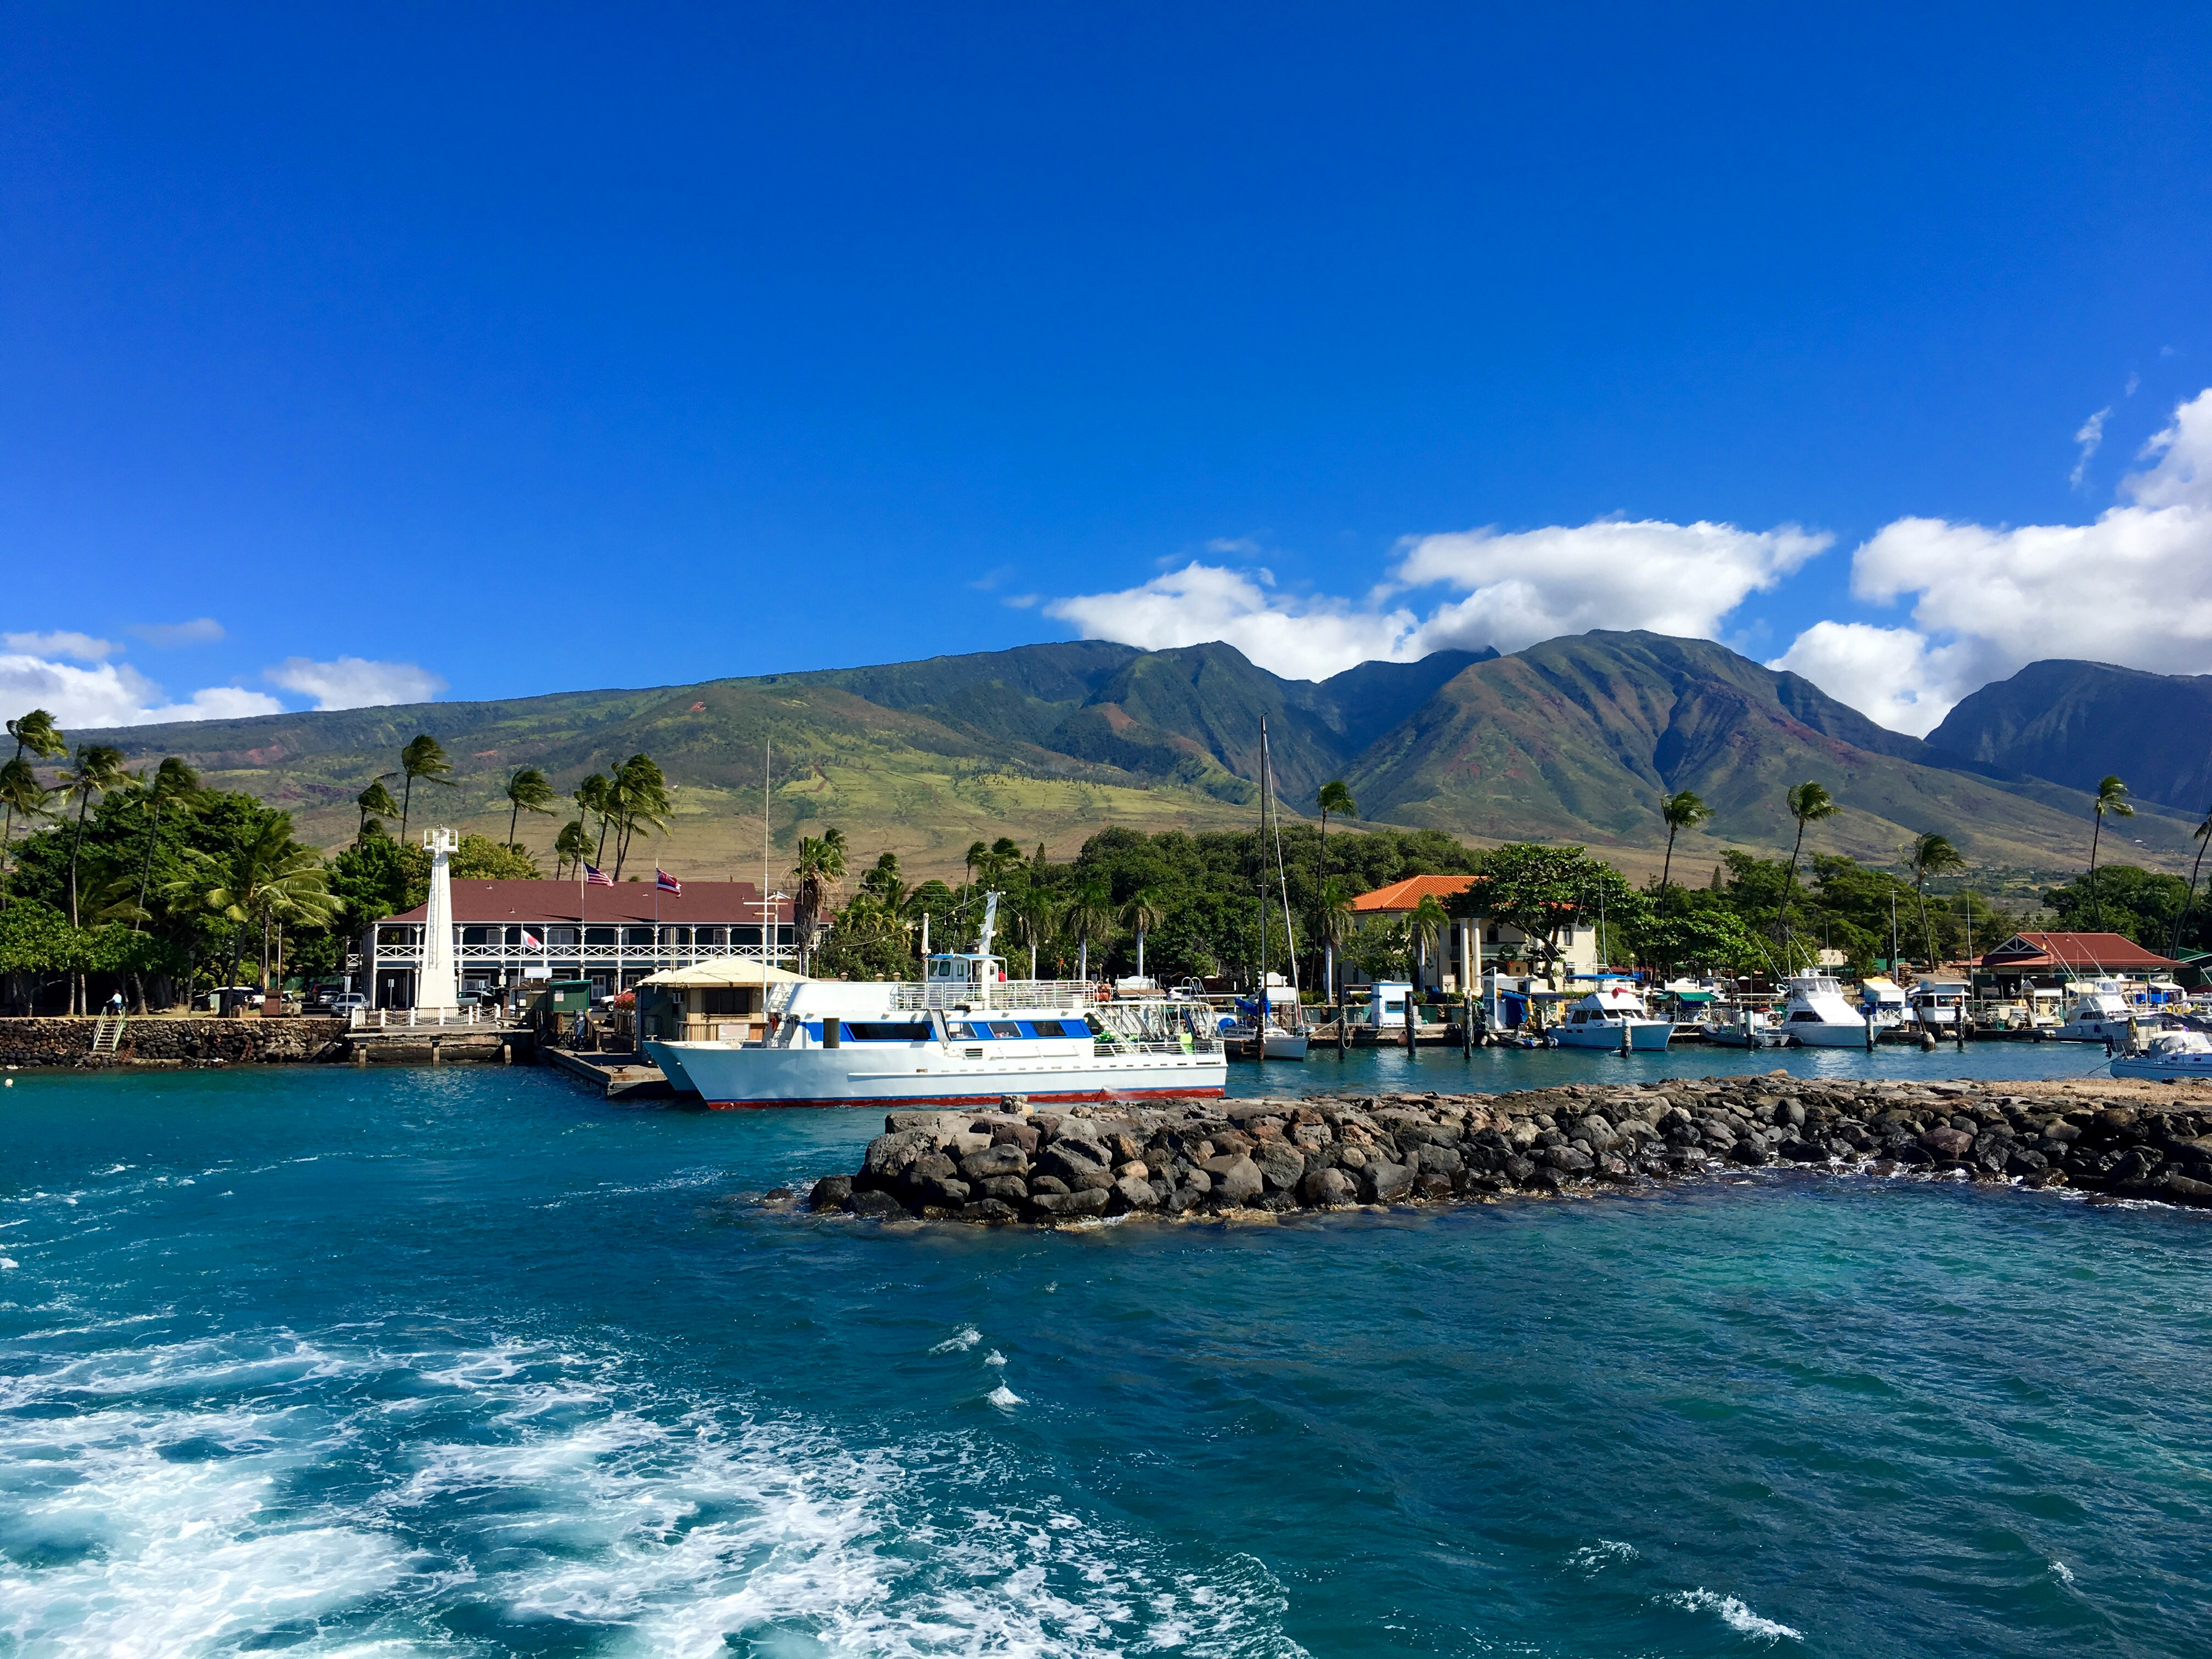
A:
1928;658;2212;816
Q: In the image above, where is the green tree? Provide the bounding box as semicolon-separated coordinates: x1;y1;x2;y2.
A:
1013;884;1059;980
1657;789;1712;910
790;828;849;971
56;744;134;938
574;773;614;865
128;759;203;931
355;774;400;842
171;813;337;990
1408;891;1449;990
1119;885;1166;982
2086;775;2134;930
553;819;590;879
606;754;672;879
1775;781;1837;946
1906;832;1966;965
397;734;454;841
1314;874;1355;1002
501;766;557;850
2;709;65;906
1064;878;1114;982
1450;843;1640;985
1316;779;1356;887
2172;805;2212;961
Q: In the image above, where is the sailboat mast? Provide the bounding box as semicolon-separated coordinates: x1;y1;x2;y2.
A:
1256;719;1268;1020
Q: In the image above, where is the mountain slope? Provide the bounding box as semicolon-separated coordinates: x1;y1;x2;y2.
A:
1927;659;2212;815
1344;632;2196;868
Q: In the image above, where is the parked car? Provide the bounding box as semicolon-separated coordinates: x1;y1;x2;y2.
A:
327;992;371;1015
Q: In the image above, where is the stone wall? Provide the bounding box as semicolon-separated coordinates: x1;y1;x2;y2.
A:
0;1017;348;1068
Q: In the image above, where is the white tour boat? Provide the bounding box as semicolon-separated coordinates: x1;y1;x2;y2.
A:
645;899;1227;1108
2052;980;2146;1044
2109;1028;2212;1080
1778;970;1878;1047
1553;980;1673;1050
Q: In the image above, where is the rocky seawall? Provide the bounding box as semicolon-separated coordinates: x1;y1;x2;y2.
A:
806;1073;2212;1223
0;1017;348;1068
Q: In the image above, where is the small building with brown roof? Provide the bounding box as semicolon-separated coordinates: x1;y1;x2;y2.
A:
366;879;795;1008
1973;931;2181;995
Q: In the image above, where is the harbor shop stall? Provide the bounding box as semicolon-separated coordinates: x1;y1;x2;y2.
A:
634;957;809;1045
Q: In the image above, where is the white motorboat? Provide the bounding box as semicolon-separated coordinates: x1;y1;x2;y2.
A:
1858;977;1910;1032
1553;980;1672;1051
2053;980;2148;1044
645;898;1227;1107
1905;977;1971;1031
2109;1028;2212;1080
1778;971;1878;1047
1707;1003;1788;1049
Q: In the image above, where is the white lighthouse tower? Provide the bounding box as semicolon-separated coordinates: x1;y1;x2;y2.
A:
416;827;460;1013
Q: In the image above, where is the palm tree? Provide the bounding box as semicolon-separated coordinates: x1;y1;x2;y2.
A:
2;709;65;905
502;766;557;849
606;754;672;879
789;828;849;972
131;758;202;928
553;819;591;880
1317;779;1356;886
1315;875;1355;1004
962;839;989;895
1775;781;1837;947
397;734;453;841
987;837;1023;889
1657;789;1711;910
53;744;134;1012
173;815;337;991
355;774;400;841
1014;885;1059;979
1064;879;1114;983
1120;885;1166;983
1409;893;1449;992
2170;805;2212;961
0;757;54;910
574;774;614;865
1906;832;1966;966
2086;775;2134;930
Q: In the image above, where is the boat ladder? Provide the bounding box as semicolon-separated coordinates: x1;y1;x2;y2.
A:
91;1015;127;1054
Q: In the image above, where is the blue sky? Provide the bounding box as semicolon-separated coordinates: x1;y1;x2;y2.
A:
4;3;2210;736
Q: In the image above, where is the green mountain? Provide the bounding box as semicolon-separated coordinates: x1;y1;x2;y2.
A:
67;631;2185;880
1927;658;2212;816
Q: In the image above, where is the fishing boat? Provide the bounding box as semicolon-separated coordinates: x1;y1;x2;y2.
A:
2052;980;2147;1043
1778;970;1878;1047
1552;980;1672;1050
2108;1028;2212;1080
1706;1003;1789;1048
646;895;1227;1107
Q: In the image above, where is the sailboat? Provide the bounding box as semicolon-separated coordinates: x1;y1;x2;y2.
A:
1232;718;1309;1061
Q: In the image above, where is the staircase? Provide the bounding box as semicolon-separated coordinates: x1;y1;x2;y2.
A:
90;1015;127;1054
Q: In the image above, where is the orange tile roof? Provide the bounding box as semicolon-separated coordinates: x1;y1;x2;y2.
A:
1348;874;1477;913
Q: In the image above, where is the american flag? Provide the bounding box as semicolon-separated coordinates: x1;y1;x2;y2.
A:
655;869;682;895
584;863;614;887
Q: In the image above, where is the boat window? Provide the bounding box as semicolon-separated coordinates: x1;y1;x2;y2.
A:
845;1022;929;1042
989;1022;1024;1039
956;1022;990;1039
1788;1011;1820;1022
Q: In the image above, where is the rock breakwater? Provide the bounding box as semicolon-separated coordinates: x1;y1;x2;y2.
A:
808;1073;2212;1223
0;1015;348;1069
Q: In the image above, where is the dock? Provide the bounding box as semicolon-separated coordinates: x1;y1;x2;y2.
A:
545;1047;675;1101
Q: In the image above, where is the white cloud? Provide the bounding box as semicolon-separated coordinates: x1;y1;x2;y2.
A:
129;617;225;647
1775;387;2212;732
1765;622;1990;737
3;630;119;661
1047;518;1827;680
1047;562;1423;680
264;656;446;710
2069;405;2111;488
0;654;282;728
1393;518;1830;657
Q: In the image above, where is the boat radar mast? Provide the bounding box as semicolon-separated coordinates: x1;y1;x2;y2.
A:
976;890;1000;960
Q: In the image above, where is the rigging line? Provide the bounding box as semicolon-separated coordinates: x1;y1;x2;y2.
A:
1265;726;1302;1009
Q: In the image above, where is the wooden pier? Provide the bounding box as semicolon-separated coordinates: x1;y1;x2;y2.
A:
545;1047;675;1101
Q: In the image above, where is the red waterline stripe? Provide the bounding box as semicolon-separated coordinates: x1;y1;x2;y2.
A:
698;1085;1226;1111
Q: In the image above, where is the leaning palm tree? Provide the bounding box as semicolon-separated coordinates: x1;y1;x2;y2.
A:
355;774;400;842
1064;879;1114;984
552;819;591;881
606;754;672;879
397;734;454;841
2169;804;2212;961
2;709;66;904
53;744;135;1012
574;773;614;865
131;758;202;928
2086;775;2134;930
1316;779;1356;886
962;839;989;896
1657;789;1711;910
1314;875;1355;1004
502;766;557;849
1906;831;1966;966
1775;781;1837;945
0;757;54;910
1119;885;1166;983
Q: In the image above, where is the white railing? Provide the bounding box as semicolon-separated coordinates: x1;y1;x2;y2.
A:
374;944;797;966
350;1007;500;1031
891;980;1092;1011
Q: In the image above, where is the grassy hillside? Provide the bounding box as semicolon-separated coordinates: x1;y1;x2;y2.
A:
66;630;2183;884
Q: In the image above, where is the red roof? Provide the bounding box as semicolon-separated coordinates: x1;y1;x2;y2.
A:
1349;874;1476;913
1977;932;2177;972
381;879;792;927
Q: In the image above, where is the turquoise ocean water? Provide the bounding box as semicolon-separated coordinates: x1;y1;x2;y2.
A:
3;1048;2208;1656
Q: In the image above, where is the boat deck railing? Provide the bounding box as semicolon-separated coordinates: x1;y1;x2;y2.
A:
891;980;1092;1011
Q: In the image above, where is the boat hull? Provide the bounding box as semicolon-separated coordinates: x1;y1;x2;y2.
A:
1785;1022;1880;1048
647;1039;1227;1108
1554;1020;1672;1051
2109;1052;2212;1079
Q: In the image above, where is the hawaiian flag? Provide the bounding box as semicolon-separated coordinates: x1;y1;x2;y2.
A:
584;863;614;887
655;869;682;895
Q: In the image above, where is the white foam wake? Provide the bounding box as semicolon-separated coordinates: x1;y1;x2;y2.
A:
1665;1588;1803;1644
0;1328;1309;1658
928;1324;980;1353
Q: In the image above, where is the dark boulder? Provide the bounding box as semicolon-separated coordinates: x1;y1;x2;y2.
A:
960;1143;1029;1182
977;1175;1029;1202
1035;1139;1111;1186
1921;1126;1974;1160
1253;1142;1308;1192
1359;1160;1413;1203
1029;1186;1110;1220
1108;1175;1161;1214
960;1198;1021;1223
1028;1175;1071;1197
844;1189;910;1218
1301;1167;1356;1207
808;1175;854;1211
1203;1154;1264;1206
